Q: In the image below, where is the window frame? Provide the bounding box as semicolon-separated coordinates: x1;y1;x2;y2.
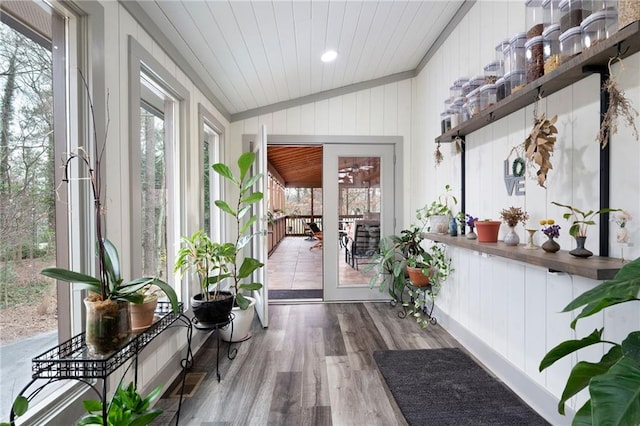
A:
199;104;225;243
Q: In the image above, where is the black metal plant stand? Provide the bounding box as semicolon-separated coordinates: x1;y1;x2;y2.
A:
9;302;193;426
393;280;437;325
192;313;237;382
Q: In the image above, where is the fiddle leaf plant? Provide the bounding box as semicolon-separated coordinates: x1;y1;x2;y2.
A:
212;152;264;310
539;256;640;425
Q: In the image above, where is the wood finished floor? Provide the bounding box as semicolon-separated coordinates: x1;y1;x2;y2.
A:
154;302;459;426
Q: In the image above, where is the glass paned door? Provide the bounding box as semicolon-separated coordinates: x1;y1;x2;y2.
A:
324;144;394;301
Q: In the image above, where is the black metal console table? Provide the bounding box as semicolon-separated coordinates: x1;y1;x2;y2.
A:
192;314;237;382
9;301;193;426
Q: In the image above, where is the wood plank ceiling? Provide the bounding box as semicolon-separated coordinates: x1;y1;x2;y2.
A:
268;146;323;188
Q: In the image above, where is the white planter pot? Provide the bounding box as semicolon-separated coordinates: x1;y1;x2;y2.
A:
220;296;256;342
429;214;449;234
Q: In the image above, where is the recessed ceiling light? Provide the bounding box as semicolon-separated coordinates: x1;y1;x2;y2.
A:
321;50;337;63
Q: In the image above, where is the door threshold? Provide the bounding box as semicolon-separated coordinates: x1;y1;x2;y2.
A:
270;289;323;299
269;298;324;305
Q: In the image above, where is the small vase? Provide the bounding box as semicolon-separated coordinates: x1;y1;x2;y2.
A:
467;227;477;240
541;236;560;253
448;217;458;236
569;236;593;258
503;226;520;246
616;227;629;243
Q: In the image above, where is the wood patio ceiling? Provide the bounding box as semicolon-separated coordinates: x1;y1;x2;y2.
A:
268;146;323;188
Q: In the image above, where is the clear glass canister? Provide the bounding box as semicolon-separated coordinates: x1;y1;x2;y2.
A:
483;60;504;84
509;70;527;94
451;97;466;127
466;88;481;118
510;32;528;73
543;23;561;73
581;9;618;48
559;26;583;60
591;0;617;12
440;111;451;133
480;84;497;110
560;0;590;32
526;0;545;38
496;77;507;102
450;84;462;102
543;0;561;26
496;38;511;76
619;0;640;30
525;35;544;83
469;75;486;92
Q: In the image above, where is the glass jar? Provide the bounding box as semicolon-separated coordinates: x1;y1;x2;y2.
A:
496;38;511;76
469;75;486;92
441;111;451;133
466;88;481;118
484;60;504;84
449;83;462;102
543;23;562;73
581;9;618;48
591;0;617;12
496;77;507;102
526;0;545;38
525;35;544;83
509;32;527;73
559;26;583;60
560;0;590;32
509;70;527;94
451;97;466;127
543;0;561;26
619;0;640;30
480;84;497;110
503;72;514;96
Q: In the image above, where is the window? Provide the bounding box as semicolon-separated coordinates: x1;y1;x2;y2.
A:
200;106;223;242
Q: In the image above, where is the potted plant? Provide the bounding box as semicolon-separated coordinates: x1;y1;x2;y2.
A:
539;256;640;425
40;80;178;355
174;229;234;327
416;184;458;234
130;285;163;331
552;201;620;257
475;219;502;243
499;206;529;246
212;152;264;342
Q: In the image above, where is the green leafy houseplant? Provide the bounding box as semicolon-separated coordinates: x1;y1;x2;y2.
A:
539;256;640;425
212;152;264;310
77;381;163;426
416;184;458;233
552;201;620;237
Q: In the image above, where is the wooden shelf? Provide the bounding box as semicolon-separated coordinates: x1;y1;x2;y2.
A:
436;21;640;143
423;232;623;280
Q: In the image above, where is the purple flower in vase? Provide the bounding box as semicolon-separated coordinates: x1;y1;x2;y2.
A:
466;214;477;228
541;219;561;239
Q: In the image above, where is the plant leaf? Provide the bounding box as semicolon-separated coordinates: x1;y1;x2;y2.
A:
40;267;102;293
214;200;236;217
589;356;640;426
540;328;604;371
572;400;593;426
236;292;249;309
212;163;237;184
240;282;262;291
237;151;256;182
12;396;28;416
237;257;264;279
622;331;640;364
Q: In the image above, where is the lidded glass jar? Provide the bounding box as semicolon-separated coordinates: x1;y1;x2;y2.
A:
484;60;504;83
496;77;507;102
466;88;481;118
543;23;562;73
581;9;618;48
543;0;561;26
525;35;544;83
451;97;466;127
526;0;545;38
560;0;591;32
479;84;497;110
509;32;528;73
440;111;451;133
591;0;617;12
559;26;583;60
496;38;511;76
469;75;486;92
509;70;527;94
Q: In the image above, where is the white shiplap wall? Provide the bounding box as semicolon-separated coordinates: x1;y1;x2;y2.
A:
413;1;640;424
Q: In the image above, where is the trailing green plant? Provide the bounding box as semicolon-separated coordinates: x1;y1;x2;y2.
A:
539;256;640;425
76;381;163;426
552;201;620;237
174;229;233;301
416;184;458;221
211;152;264;310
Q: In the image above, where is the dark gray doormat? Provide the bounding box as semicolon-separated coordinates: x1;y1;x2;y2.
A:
269;289;323;299
373;348;550;426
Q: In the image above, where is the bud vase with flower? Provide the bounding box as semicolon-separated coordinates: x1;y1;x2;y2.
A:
540;219;561;253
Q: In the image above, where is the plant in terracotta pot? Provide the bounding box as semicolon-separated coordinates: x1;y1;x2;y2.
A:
499;206;529;246
416;184;458;234
552;201;620;257
474;219;502;243
40;79;178;356
212;152;265;342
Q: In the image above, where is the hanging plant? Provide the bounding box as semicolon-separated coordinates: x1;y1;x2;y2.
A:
524;113;558;188
597;57;639;148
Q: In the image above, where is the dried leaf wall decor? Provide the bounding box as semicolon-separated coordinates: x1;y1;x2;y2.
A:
597;66;639;147
434;142;444;166
524;114;558;188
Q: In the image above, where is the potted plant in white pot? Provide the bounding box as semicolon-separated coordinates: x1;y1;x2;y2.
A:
174;229;234;328
416;184;458;234
212;152;264;342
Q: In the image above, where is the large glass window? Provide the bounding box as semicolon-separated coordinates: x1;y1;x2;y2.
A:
203;120;221;241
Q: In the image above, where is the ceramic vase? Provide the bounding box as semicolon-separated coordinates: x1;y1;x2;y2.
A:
617;227;629;243
503;226;520;246
448;217;458;236
541;236;560;253
569;236;593;258
467;227;477;240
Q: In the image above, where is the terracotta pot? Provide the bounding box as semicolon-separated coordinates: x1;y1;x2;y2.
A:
130;296;158;331
406;266;431;287
84;298;131;356
475;221;501;243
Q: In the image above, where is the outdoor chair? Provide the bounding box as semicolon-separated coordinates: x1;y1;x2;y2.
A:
307;222;323;250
